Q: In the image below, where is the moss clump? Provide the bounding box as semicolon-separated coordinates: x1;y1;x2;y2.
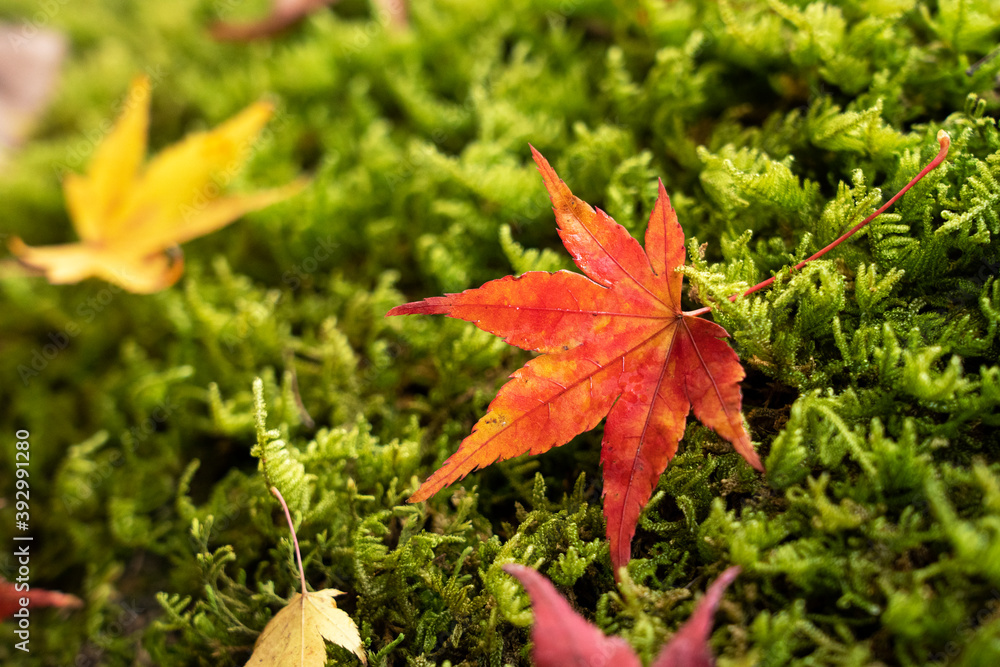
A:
2;0;1000;665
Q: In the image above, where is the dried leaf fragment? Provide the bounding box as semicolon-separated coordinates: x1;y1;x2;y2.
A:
0;24;66;158
0;578;82;619
210;0;339;41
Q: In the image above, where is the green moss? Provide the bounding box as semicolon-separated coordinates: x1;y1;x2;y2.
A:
2;0;1000;665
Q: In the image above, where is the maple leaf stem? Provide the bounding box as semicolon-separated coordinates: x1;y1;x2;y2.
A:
271;486;308;595
684;131;951;318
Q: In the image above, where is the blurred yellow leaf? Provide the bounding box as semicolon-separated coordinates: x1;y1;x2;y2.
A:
247;589;367;667
10;75;305;293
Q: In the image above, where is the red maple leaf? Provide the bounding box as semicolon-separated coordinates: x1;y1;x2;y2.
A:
389;148;762;572
503;563;740;667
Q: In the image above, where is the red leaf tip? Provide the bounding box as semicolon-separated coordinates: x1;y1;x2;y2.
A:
503;564;641;667
651;566;741;667
386;296;454;317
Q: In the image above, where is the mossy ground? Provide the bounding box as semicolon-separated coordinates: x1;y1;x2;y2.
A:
1;0;1000;665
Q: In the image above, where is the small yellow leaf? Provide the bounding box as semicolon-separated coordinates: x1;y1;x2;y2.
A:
247;589;367;667
10;75;305;294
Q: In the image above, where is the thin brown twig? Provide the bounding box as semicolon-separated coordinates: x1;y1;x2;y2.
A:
684;131;951;317
270;486;307;594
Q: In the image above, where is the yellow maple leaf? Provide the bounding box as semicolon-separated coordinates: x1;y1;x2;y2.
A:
247;589;367;666
9;75;304;293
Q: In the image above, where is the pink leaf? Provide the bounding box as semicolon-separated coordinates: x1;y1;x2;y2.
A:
503;564;739;667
